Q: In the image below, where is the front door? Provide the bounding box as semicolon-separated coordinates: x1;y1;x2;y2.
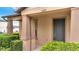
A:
53;18;65;41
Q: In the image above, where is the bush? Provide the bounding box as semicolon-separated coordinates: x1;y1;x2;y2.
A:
0;47;11;51
11;40;23;51
12;32;19;39
0;34;19;48
41;41;79;51
13;32;19;35
9;35;19;40
0;33;22;51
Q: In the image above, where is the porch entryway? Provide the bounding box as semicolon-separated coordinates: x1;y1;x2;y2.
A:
28;8;70;51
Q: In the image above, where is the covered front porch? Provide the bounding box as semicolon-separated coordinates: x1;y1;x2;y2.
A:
21;8;71;51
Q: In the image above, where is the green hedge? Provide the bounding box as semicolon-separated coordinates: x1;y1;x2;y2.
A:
0;33;22;51
9;35;19;40
12;32;19;35
41;41;79;51
11;40;23;51
0;40;22;51
0;47;11;51
0;35;19;48
12;32;19;39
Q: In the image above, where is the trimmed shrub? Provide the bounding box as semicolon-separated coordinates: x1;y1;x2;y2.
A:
0;33;22;51
41;41;64;51
2;33;9;36
12;32;19;39
0;47;11;51
41;41;79;51
9;35;19;40
13;32;19;35
0;35;19;48
11;40;23;51
2;36;11;48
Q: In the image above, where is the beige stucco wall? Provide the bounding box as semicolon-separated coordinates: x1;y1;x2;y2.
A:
36;12;71;46
37;15;52;46
70;8;79;42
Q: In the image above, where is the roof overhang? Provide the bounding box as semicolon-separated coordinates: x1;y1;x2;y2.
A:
28;7;71;18
2;14;21;18
1;7;27;21
1;14;21;21
16;7;27;13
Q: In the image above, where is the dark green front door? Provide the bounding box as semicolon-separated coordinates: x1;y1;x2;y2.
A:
53;18;65;41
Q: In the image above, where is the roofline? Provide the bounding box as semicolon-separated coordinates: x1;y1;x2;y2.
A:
16;7;73;13
16;7;27;13
1;14;21;21
2;7;74;18
1;14;21;18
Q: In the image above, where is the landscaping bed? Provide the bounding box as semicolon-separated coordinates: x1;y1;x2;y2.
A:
41;41;79;51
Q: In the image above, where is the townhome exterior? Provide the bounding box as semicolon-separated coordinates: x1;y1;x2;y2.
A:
2;7;79;51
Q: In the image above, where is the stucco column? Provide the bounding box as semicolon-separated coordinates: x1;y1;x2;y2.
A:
21;15;31;51
19;20;22;38
31;19;37;50
65;15;71;42
70;8;79;42
7;18;13;34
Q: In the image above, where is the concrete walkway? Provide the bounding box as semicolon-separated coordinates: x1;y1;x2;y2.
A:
33;47;40;51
